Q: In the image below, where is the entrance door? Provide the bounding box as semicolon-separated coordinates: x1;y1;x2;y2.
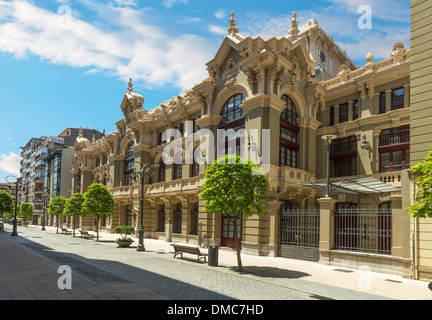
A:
280;208;320;261
221;215;242;248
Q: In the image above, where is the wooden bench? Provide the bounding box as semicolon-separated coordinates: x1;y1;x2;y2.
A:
171;244;208;263
79;230;95;239
61;227;72;235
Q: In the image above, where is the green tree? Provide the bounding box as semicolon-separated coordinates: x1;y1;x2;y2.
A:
0;190;14;219
48;196;67;234
19;202;34;225
82;183;115;241
64;193;85;237
200;154;271;272
409;149;432;218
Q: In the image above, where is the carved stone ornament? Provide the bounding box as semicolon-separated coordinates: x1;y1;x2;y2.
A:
390;43;409;64
225;75;237;90
337;64;351;77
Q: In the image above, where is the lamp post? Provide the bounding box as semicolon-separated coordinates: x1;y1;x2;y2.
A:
134;161;155;252
41;192;48;231
321;134;338;198
6;175;22;237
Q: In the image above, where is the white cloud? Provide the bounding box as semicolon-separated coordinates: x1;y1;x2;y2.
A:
240;3;410;64
214;9;225;20
0;1;213;91
208;24;226;35
162;0;188;8
0;152;20;176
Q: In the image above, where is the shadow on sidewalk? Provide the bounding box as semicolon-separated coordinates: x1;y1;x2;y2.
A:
229;266;310;279
4;232;233;300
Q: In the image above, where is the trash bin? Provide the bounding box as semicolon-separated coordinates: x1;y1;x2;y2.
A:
208;245;219;266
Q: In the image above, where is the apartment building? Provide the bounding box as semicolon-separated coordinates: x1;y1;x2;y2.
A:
70;12;423;278
19;128;104;225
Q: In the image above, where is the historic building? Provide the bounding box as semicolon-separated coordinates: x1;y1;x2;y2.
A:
405;0;432;281
71;12;417;277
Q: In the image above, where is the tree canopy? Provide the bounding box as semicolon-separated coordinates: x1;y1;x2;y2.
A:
64;193;85;237
200;154;270;271
409;149;432;218
0;190;14;218
19;202;34;219
82;183;115;241
48;196;67;233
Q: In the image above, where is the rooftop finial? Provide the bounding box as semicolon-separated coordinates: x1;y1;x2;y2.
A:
288;12;299;39
128;77;134;92
228;11;239;35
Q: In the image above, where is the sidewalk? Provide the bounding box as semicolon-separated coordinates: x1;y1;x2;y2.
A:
0;225;168;300
1;224;432;300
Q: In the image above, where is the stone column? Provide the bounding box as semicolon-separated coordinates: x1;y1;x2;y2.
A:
318;197;337;265
385;89;392;112
334;105;340;124
403;84;410;108
266;199;282;257
348;101;354;122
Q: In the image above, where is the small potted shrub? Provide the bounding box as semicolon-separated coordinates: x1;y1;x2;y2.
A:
114;226;135;248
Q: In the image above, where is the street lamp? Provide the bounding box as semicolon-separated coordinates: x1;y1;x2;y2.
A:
6;175;23;237
41;192;48;231
321;134;338;198
133;161;155;252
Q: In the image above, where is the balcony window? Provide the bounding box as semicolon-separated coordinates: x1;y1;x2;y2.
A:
391;88;404;110
353;101;359;120
339;103;348;123
280;95;300;168
379;126;410;172
379;93;386;114
330;136;358;177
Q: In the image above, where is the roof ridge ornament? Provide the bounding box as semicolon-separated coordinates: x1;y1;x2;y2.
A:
128;77;134;92
288;11;299;39
227;11;239;35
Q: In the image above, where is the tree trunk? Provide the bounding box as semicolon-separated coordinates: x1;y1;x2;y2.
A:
96;215;100;242
233;218;243;272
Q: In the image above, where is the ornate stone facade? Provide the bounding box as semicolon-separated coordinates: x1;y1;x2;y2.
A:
71;12;414;276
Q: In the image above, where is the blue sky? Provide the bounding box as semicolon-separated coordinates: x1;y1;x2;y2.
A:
0;0;410;182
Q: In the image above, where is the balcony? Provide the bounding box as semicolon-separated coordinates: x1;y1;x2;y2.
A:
379;128;409;147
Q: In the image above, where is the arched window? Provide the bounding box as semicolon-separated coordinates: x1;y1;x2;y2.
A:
124;141;135;186
220;94;245;125
173;202;182;234
280;95;298;125
280;95;300;168
219;94;246;158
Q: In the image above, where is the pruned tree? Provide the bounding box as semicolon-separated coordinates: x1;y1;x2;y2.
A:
409;149;432;218
19;202;34;225
82;183;115;241
64;193;85;237
0;190;14;219
200;154;271;272
48;196;67;234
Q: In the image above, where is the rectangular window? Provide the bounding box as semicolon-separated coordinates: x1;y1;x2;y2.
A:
380;150;409;173
339;103;348;123
173;164;182;180
380;93;386;114
159;166;166;182
280;127;298;143
391;87;404;110
353;101;359;120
